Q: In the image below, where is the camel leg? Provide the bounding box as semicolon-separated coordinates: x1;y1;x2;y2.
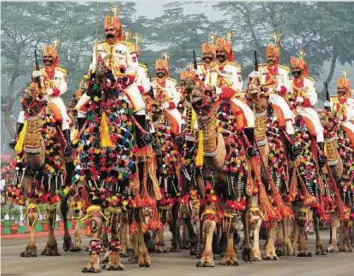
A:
154;208;168;253
242;196;254;262
119;218;129;257
71;220;83;251
82;212;103;273
339;221;353;252
314;210;326;255
298;220;312;257
41;206;60;256
220;214;239;266
264;222;279;260
61;197;73;252
21;206;38;257
196;219;216;267
183;217;199;255
180;220;190;249
137;209;151;267
292;218;300;256
283;218;294;255
104;213;124;271
250;212;262;261
169;203;181;252
328;215;339;253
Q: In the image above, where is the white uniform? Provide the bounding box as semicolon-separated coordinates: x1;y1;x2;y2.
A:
77;40;146;116
205;61;255;128
258;64;295;135
152;77;183;134
290;76;324;143
330;95;354;135
18;67;70;130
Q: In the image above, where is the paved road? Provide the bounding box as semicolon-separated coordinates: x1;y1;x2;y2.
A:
1;231;354;276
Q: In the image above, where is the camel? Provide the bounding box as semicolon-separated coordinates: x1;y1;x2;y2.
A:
10;85;67;258
245;77;295;260
318;109;353;253
186;77;265;267
72;58;160;272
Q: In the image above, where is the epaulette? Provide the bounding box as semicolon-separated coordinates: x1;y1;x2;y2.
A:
56;67;67;75
278;64;290;72
139;63;148;71
330;95;338;103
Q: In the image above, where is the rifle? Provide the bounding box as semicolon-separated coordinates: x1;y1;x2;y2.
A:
34;49;41;88
325;82;330;102
193;50;197;70
324;82;331;110
254;50;258;72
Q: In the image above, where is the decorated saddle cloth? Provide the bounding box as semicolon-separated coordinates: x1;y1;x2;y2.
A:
8;106;66;206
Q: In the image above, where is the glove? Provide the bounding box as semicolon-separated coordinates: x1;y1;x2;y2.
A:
248;71;259;79
162;102;169;109
46;88;54;96
296;96;304;103
32;70;42;78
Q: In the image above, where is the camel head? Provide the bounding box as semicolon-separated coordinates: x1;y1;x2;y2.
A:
245;74;268;113
21;85;45;115
185;77;214;113
318;110;339;134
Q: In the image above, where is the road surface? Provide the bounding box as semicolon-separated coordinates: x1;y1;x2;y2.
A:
1;230;354;276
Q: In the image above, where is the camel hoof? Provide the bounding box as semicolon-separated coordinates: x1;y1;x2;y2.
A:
20;251;37;257
82;267;100;273
196;260;215;267
170;246;180;253
106;264;124;271
264;256;271;260
69;246;82;252
242;248;252;262
273;256;279;260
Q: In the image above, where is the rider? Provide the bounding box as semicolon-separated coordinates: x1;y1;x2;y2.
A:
289;51;326;165
256;34;297;152
151;54;183;136
329;72;354;145
127;32;152;97
76;10;148;147
9;42;72;155
204;33;257;156
196;39;216;82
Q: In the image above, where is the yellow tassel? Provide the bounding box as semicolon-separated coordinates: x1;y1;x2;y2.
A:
195;130;204;167
100;112;113;148
15;120;28;153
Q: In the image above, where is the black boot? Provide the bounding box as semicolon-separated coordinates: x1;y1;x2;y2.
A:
9;123;24;149
77;118;86;131
317;142;327;167
244;128;257;157
134;114;154;148
63;129;73;156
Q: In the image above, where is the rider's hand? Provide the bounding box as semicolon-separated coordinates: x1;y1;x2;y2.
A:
32;70;42;78
248;71;259;79
162;102;169;109
46;88;54;96
296;96;304;103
